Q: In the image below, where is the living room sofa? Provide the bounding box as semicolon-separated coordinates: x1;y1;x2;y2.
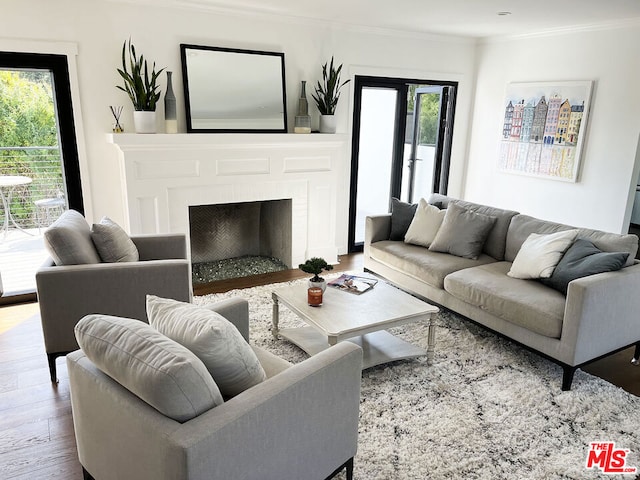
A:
364;194;640;390
67;298;362;480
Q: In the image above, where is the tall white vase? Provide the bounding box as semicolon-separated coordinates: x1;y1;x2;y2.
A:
319;114;337;133
133;111;157;134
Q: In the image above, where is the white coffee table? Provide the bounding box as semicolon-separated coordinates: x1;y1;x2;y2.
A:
271;277;439;369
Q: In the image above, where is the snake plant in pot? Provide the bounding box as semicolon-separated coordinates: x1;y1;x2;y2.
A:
312;57;350;133
117;38;165;133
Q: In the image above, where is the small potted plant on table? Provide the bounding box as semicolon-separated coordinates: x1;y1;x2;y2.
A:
299;257;334;292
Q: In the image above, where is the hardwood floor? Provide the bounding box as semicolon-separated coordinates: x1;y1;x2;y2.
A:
0;252;638;478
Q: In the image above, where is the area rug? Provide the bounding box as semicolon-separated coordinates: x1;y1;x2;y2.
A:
195;278;640;479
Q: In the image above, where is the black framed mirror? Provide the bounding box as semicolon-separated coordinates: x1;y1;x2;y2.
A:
180;44;287;133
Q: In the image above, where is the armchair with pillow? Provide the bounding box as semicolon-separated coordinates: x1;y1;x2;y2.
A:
67;297;363;480
36;210;191;382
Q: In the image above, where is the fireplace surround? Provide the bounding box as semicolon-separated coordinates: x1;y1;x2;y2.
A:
109;133;348;266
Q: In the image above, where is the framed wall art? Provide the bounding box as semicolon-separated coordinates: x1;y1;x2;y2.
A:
497;81;593;182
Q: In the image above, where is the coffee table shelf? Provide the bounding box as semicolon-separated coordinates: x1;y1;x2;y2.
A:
272;276;439;369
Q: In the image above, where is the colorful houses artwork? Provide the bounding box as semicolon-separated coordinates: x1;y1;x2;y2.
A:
498;81;592;182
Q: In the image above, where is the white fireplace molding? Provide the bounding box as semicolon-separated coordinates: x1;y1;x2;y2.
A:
108;133;348;265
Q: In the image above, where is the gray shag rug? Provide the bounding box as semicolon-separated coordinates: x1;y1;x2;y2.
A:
194;278;640;480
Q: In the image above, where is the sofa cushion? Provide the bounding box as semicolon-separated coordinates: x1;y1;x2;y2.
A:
369;240;496;289
429;203;497;259
404;198;446;247
389;198;417;241
74;314;223;423
540;238;629;294
505;214;638;267
91;216;139;263
43;209;101;265
444;262;566;338
507;229;578;279
147;295;266;398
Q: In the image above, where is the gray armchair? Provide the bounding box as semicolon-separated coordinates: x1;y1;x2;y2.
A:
36;233;191;382
67;298;363;480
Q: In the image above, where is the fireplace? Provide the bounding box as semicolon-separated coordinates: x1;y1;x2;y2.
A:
189;199;292;283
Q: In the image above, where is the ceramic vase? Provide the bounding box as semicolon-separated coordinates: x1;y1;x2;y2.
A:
319;114;337;134
164;71;177;134
133;111;157;134
308;278;327;292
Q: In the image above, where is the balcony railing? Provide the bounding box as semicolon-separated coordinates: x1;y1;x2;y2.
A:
0;146;66;229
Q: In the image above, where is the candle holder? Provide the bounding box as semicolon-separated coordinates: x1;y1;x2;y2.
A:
308;287;323;306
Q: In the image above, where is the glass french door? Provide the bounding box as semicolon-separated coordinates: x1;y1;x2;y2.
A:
0;52;83;300
348;76;456;251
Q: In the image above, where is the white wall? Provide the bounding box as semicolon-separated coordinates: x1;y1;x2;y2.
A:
465;25;640;233
2;0;477;253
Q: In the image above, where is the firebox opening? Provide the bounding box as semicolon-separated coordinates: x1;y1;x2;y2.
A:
189;199;292;284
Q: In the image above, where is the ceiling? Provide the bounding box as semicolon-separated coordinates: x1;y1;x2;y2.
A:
126;0;640;38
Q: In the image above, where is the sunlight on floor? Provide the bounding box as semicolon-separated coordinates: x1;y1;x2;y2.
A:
0;302;40;335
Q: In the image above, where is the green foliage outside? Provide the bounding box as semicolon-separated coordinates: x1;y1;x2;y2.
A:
407;85;440;146
0;70;62;225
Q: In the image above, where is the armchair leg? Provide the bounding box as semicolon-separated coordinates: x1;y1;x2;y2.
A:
562;365;576;391
47;353;58;383
632;342;640;366
325;458;354;480
82;467;95;480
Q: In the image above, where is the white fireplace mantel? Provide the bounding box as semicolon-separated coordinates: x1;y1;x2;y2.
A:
108;133;348;266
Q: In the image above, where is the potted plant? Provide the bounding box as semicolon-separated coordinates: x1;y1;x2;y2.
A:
311;57;350;133
117;38;164;133
299;257;334;291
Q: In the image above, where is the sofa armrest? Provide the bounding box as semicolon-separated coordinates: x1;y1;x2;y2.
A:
562;263;640;365
364;214;392;259
202;298;250;342
131;234;187;261
36;259;192;353
68;342;362;480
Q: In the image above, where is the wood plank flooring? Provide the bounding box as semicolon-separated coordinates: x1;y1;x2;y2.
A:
0;253;638;478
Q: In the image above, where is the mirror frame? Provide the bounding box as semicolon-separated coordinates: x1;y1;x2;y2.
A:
180;44;288;133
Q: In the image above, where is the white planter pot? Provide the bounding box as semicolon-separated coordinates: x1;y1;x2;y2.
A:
308;278;327;292
133;111;157;134
319;114;337;134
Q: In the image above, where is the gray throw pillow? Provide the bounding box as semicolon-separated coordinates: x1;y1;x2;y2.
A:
147;295;267;398
429;203;497;259
389;198;417;241
541;238;629;295
91;216;139;262
75;314;223;423
43;209;101;265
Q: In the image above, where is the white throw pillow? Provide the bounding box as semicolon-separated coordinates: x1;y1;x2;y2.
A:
146;295;267;398
507;229;579;279
91;216;139;262
404;198;446;248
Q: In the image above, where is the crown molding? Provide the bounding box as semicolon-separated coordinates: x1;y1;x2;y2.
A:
479;16;640;44
103;0;477;45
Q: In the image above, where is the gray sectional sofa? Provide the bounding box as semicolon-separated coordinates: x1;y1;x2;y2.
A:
364;194;640;390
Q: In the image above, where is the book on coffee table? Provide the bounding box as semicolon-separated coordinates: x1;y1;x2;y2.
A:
328;274;378;295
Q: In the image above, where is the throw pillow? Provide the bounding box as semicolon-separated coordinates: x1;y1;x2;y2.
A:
389;198;417;240
507;229;579;279
404;198;446;248
43;209;102;265
541;238;629;294
146;295;266;398
91;216;139;262
428;203;497;259
74;314;223;423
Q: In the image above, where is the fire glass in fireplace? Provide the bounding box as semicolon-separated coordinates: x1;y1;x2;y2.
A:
189;199;292;284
